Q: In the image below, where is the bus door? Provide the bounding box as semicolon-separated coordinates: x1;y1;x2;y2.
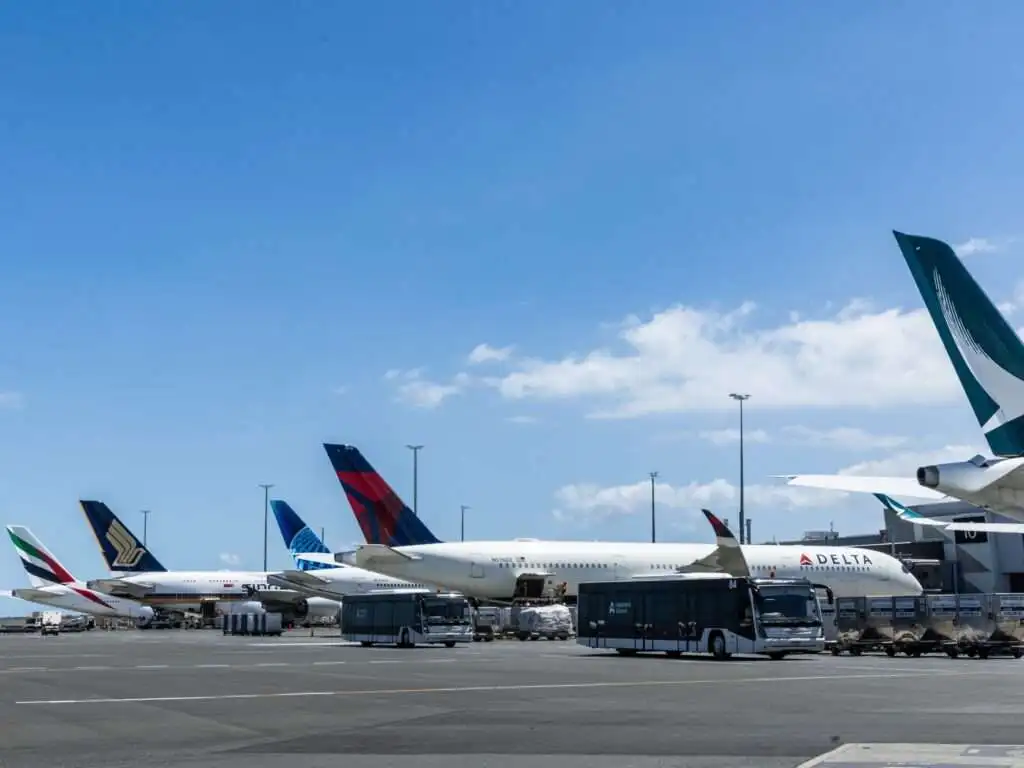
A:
641;593;661;651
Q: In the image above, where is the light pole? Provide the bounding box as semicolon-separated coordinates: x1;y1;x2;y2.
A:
259;483;274;571
406;444;423;516
460;505;470;542
649;472;658;543
140;510;151;547
729;393;751;544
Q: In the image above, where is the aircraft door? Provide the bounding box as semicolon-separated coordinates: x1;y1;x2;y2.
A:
469;562;485;579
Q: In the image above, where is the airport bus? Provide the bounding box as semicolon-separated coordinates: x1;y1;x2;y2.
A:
340;589;474;648
576;574;827;660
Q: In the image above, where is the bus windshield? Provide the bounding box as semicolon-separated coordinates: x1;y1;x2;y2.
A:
421;597;471;625
754;584;820;625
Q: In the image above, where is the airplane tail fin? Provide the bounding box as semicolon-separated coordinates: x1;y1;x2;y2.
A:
676;510;751;578
79;501;166;573
6;525;77;587
323;444;442;546
270;500;335;572
893;231;1024;457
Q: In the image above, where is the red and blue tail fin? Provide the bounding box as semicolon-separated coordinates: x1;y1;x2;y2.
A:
322;443;442;546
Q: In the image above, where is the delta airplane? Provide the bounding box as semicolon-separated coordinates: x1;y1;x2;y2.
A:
782;231;1024;530
298;444;923;601
2;526;155;623
79;500;338;625
266;499;435;599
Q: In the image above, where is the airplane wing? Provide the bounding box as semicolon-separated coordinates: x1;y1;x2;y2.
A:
777;473;951;501
250;588;309;605
9;588;57;602
85;578;153;598
674;509;751;579
874;493;1024;534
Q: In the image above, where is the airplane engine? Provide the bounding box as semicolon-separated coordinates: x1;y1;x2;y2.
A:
917;458;1000;495
291;597;309;619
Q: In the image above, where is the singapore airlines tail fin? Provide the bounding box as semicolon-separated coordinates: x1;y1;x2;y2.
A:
323;443;442;546
270;499;334;572
6;525;78;587
79;500;166;574
894;230;1024;458
674;510;751;578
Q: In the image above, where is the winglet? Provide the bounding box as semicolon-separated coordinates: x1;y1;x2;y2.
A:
676;509;750;578
702;508;735;540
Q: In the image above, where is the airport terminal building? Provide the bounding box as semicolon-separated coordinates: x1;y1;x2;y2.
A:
774;503;1024;594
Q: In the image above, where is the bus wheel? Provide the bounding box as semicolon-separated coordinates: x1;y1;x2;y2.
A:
767;652;786;660
708;631;729;660
443;641;456;648
399;629;411;648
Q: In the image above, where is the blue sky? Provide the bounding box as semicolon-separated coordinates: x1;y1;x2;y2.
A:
3;2;1024;614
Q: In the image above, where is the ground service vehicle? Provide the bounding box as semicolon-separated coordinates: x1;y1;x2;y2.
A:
576;574;827;660
340;589;474;648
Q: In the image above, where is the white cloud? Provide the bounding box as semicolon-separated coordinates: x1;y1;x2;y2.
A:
837;444;984;477
779;426;907;451
0;392;23;409
552;477;837;527
506;415;539;424
488;300;962;419
550;443;987;527
697;428;770;446
219;552;241;567
387;369;471;409
467;343;514;365
332;385;348;396
953;237;999;257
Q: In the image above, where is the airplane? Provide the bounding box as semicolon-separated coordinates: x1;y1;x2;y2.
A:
2;525;155;624
78;499;338;626
266;498;432;599
781;230;1024;525
873;493;1024;535
298;443;924;602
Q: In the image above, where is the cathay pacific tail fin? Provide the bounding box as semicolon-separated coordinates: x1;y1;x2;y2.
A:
894;231;1024;457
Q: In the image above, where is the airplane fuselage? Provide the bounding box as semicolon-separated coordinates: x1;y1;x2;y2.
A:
11;583;155;620
349;540;923;600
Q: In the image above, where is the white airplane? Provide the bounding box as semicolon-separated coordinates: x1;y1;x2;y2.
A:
2;525;155;623
301;443;924;601
80;500;424;623
781;230;1024;529
874;493;1024;535
266;498;434;599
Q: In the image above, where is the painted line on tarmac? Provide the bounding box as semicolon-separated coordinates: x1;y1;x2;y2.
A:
14;669;992;706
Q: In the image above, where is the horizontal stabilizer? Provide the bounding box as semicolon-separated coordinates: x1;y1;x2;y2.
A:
779;473;950;501
10;588;56;602
351;544;421;568
85;578;153;598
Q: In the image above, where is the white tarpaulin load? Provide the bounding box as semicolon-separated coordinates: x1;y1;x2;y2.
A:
517;604;573;634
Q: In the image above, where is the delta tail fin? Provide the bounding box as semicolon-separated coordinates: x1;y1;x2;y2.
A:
323;444;442;546
270;499;334;572
6;525;78;587
79;500;166;573
893;231;1024;457
676;510;751;578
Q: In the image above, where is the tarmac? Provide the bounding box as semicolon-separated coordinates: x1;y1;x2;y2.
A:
2;630;1024;768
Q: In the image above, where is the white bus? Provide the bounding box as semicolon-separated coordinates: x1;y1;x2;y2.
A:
340;589;474;648
576;573;827;660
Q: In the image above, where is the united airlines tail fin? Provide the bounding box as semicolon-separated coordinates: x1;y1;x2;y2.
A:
6;525;77;587
270;499;334;572
893;230;1024;457
676;510;751;578
322;444;442;547
79;500;166;573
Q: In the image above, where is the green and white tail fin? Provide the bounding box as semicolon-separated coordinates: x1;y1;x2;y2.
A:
894;231;1024;457
6;525;77;587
